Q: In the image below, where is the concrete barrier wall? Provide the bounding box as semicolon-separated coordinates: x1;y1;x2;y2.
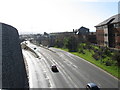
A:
21;43;39;58
1;23;28;88
0;23;2;88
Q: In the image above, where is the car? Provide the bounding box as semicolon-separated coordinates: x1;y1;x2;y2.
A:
86;83;100;90
51;65;59;72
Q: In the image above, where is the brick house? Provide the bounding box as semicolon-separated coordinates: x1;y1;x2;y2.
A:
95;14;120;49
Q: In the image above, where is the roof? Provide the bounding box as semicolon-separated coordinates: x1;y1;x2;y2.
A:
50;31;74;35
78;26;89;30
95;14;120;27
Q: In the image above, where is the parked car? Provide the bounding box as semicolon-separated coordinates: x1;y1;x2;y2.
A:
51;65;59;72
86;83;100;90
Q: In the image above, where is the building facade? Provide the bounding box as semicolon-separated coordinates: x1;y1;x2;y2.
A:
95;14;120;49
88;32;97;44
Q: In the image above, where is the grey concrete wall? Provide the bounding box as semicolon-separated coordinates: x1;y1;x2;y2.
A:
1;23;28;88
0;23;2;88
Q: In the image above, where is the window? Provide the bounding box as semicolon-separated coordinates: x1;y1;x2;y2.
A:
109;34;115;37
116;43;120;46
105;41;108;44
118;43;120;46
104;34;108;36
96;26;103;30
103;25;107;29
117;33;120;36
114;23;120;28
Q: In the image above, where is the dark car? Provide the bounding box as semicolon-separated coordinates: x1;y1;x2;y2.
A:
51;65;59;72
86;83;100;90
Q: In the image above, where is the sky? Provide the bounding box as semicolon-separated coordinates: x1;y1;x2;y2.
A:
0;0;119;34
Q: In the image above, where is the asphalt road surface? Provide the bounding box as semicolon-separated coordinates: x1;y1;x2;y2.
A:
22;42;119;89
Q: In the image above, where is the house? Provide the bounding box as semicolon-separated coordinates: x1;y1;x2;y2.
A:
76;26;90;42
77;26;89;35
95;14;120;49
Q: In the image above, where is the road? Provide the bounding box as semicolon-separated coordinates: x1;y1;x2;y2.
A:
22;42;119;89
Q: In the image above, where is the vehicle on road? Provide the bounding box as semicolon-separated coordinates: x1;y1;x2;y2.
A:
86;83;100;90
51;65;59;72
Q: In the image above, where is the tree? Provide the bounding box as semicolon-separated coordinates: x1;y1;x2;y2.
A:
63;37;69;48
55;39;63;48
112;51;120;66
66;36;78;52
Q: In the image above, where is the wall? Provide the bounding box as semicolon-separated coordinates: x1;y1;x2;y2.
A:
96;29;104;46
0;23;2;88
104;26;109;47
1;23;28;88
115;27;120;49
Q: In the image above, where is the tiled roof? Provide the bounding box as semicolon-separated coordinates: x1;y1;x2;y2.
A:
95;14;120;27
78;26;89;30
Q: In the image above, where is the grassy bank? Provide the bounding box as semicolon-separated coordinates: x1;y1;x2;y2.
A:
57;48;120;79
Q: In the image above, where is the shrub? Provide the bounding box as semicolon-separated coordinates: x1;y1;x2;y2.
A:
79;49;85;54
94;49;98;53
84;43;92;50
83;46;86;49
112;51;120;66
101;55;106;59
105;61;112;66
92;54;99;60
103;47;111;56
97;50;103;56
